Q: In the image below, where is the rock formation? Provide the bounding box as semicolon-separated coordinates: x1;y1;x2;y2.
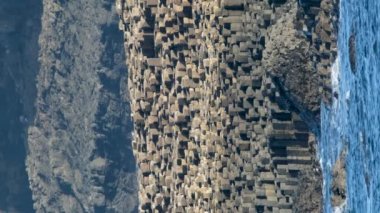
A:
117;0;338;212
25;0;137;212
349;34;356;73
264;0;339;125
0;0;340;212
292;138;323;213
331;147;347;208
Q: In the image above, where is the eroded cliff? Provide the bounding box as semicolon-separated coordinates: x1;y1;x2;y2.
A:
26;0;137;212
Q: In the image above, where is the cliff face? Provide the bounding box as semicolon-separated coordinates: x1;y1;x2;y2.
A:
0;0;339;212
118;0;337;212
26;0;137;212
264;0;339;127
0;0;41;212
263;3;320;127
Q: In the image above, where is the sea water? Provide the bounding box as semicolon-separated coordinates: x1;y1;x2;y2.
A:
320;0;380;212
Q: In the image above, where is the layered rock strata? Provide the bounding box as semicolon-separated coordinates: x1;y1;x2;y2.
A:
118;0;338;212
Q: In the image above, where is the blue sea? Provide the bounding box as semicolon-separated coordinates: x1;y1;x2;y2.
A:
320;0;380;212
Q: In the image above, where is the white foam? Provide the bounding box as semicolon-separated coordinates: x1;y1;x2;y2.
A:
333;200;347;213
345;90;351;104
331;58;341;110
331;58;340;94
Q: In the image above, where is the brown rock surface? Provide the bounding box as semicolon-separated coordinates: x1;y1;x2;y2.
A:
264;0;339;124
263;2;320;123
331;147;347;207
293;136;323;213
118;0;339;211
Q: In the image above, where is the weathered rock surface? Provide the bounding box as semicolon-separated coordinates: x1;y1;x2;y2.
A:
264;2;320;127
26;0;137;212
264;0;339;125
331;147;347;207
313;0;340;105
0;0;340;211
118;0;338;211
293;136;323;213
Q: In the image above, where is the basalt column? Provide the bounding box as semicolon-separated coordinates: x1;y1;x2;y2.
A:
119;0;332;212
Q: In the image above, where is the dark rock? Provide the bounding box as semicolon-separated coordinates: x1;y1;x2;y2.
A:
263;3;321;127
293;165;322;212
349;33;356;73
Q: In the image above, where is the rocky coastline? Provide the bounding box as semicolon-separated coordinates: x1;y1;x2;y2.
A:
0;0;341;212
118;0;339;211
